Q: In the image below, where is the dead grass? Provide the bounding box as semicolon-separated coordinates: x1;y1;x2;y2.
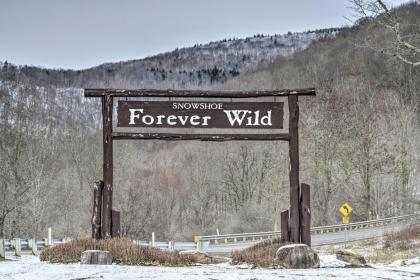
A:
39;238;194;266
368;226;420;263
317;225;420;264
230;238;288;268
368;250;417;263
383;226;420;251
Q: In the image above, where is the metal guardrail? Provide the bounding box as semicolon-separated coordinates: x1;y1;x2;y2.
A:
2;213;417;257
134;240;199;251
0;238;65;257
197;213;420;247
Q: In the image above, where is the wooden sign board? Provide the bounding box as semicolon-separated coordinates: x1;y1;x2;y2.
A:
113;97;289;138
117;100;284;129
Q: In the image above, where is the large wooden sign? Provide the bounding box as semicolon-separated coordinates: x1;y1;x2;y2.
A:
85;88;315;245
117;100;284;129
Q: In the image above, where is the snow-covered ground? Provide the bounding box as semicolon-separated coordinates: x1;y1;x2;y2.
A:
1;254;419;280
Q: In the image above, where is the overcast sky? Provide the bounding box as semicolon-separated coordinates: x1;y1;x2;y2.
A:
0;0;409;70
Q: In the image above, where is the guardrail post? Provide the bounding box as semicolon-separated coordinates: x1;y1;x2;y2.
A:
29;238;38;255
151;232;155;247
0;239;5;258
215;228;220;244
13;238;21;256
196;240;202;251
47;227;52;246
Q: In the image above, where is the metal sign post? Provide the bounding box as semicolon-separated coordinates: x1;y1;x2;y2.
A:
339;202;353;248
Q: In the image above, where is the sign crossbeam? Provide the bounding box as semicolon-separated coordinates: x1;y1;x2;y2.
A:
111;132;291;141
84;88;316;98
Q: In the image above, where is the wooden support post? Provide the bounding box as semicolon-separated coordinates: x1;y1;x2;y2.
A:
300;183;311;246
280;210;290;242
92;180;104;239
102;95;113;239
111;209;120;238
14;238;21;256
0;239;5;259
288;95;300;243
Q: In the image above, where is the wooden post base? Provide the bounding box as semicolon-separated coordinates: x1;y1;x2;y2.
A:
281;183;311;246
92;180;120;239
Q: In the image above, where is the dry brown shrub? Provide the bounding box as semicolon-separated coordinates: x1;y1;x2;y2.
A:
230;238;288;268
382;226;420;251
39;238;194;266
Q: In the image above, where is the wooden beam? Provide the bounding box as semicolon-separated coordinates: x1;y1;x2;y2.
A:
288;95;300;243
111;132;290;141
101;95;113;239
84;88;316;98
280;210;290;243
111;210;121;238
92;180;103;240
300;183;311;246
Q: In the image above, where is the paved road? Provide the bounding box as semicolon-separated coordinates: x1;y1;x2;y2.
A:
204;220;417;255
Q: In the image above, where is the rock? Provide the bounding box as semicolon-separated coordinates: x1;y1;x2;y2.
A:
336;250;366;267
211;256;231;264
81;250;112;265
179;250;228;264
276;244;320;269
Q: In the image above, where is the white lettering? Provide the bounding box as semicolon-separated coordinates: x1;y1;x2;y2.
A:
178;115;189;125
260;110;272;126
142;115;154;125
190;115;200;125
246;116;253;126
167;115;177;125
202;116;211;126
156;115;165;125
223;110;249;126
129;109;143;125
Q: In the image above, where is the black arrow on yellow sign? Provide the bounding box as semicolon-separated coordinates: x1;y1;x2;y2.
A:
343;205;349;214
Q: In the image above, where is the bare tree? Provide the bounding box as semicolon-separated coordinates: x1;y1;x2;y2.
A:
351;0;420;66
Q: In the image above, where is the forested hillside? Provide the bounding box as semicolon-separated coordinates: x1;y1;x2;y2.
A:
0;2;418;241
220;2;420;225
0;28;339;89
